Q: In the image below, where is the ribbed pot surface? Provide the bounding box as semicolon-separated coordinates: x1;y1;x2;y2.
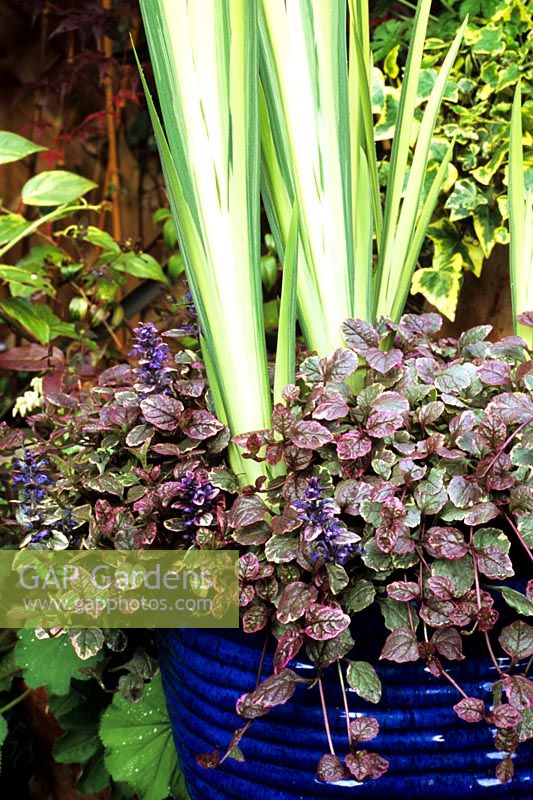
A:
158;627;533;799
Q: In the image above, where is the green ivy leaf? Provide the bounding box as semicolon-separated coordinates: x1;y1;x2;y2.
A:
22;171;97;206
0;131;46;165
445;178;488;221
100;674;188;800
14;630;102;695
0;298;52;344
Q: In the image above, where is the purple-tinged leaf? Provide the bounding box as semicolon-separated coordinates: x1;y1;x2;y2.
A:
345;750;389;781
349;717;379;743
517;311;533;327
337;430;372;460
487;393;533;425
499;621;533;661
426;527;468;559
427;575;455;600
182;409;224;440
503;676;533;711
242;603;270;633
320;348;359;382
227;495;269;528
236;669;299;719
264;534;300;563
420;598;455;628
342;319;379;355
239;553;260;582
478;360;511;386
487;704;523;729
435;363;476;394
273;628;305;674
140;394;183;431
400;312;442;336
304;603;351;641
366;413;404;438
365;348;403;373
270;507;301;536
475;548;514;580
312;392;350;421
346;660;382;703
370;391;409;414
453;697;484;722
306;629;355;668
277;582;318;624
418;401;445;427
447;475;483;508
431;627;464;660
0;344;64;372
463;502;499;526
415;357;441;384
496;756;515;784
240;585;255;606
380;627;419;663
449;410;477;442
386;581;420;602
317;754;346;783
291;420;334;449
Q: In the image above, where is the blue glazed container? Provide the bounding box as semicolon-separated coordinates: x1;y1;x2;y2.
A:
159;626;533;800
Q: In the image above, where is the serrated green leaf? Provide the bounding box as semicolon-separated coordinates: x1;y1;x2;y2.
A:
100;674;188;800
22;171;97;206
14;630;102;695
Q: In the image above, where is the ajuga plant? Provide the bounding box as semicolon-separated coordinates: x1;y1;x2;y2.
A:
6;312;532;785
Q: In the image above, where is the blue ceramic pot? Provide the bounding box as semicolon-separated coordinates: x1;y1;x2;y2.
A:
159;626;533;799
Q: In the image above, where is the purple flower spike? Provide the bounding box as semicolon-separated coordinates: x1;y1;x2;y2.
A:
171;469;220;543
293;477;357;566
129;321;171;393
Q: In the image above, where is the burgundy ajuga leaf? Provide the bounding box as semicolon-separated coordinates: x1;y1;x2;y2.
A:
273;628;305;674
277;582;318;624
399;312;442;336
236;669;299;719
527;580;533;604
291;420;334;449
431;627;464;660
304;603;351;641
349;716;379;742
478;360;511;386
242;603;270;633
239;553;260;582
503;676;533;711
366;412;404;437
427;575;455;600
182;409;224;440
447;475;483;508
227;494;269;528
380;628;419;663
499;622;533;661
342;319;379;355
486;393;533;425
517;311;533;327
370;391;409;414
496;756;515;784
140;394;183;431
317;754;346;783
453;697;485;722
386;581;420;602
487;704;523;729
463;502;500;526
0;344;64;372
337;430;372;460
320;348;359;382
365;347;403;374
313;391;350;421
475;547;514;580
426;527;468;559
345;750;389;781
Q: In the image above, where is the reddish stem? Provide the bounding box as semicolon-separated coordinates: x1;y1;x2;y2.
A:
501;510;533;563
470;529;503;677
439;667;469;700
337;662;352;745
479;416;533;478
318;677;336;756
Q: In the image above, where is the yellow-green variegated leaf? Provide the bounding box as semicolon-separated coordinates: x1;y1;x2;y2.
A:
509;83;533;348
259;0;359;355
411;252;463;321
139;0;271;484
